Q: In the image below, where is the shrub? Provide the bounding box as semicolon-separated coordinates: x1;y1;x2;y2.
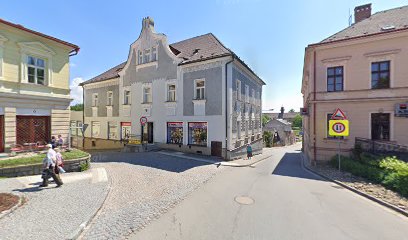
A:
80;161;90;172
330;155;384;183
352;143;363;161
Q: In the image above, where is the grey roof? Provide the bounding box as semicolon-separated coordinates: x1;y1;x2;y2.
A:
81;33;264;86
321;5;408;43
263;112;299;119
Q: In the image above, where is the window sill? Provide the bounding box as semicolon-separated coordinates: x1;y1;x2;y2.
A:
192;99;207;103
136;61;158;71
165;101;177;106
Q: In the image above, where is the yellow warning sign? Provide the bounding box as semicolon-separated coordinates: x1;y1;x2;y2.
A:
329;120;349;137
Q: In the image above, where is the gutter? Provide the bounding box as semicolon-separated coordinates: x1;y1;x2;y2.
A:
225;56;234;158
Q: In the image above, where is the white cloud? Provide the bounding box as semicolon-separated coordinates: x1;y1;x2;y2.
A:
70;77;84;105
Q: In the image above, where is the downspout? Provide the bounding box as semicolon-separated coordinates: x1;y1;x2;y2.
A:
82;85;85;149
313;50;317;165
225;55;234;159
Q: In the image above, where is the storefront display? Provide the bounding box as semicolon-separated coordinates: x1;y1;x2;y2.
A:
188;122;207;146
167;122;183;144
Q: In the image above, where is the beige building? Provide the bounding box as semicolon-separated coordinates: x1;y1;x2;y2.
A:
0;19;79;152
302;4;408;163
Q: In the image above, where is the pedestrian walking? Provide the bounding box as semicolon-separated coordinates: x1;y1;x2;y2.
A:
40;144;63;188
55;148;66;174
246;144;253;160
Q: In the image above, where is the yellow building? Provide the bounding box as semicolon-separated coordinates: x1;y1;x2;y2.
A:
0;18;79;152
302;4;408;163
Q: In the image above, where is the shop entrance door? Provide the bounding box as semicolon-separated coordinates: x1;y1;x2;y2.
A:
142;122;154;143
0;116;4;152
16;116;50;145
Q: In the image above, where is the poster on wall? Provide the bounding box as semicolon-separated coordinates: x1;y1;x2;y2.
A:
188;122;207;146
167;122;183;144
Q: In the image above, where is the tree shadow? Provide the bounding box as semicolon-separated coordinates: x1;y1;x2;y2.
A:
272;152;326;181
90;151;214;173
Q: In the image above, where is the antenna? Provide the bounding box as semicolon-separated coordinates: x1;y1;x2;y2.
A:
348;8;352;26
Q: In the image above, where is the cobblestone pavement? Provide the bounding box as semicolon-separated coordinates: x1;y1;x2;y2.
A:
0;169;109;240
81;152;224;240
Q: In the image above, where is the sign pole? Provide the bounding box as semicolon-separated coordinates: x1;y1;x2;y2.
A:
338;140;341;171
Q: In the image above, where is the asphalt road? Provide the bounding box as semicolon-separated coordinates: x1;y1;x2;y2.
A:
131;144;408;240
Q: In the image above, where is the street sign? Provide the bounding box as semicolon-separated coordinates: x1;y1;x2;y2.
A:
329;120;349;137
140;116;148;126
331;108;347;120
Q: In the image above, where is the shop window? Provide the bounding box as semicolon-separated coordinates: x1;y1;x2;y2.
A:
91;121;100;138
108;122;118;140
188;122;207;146
167;122;183;144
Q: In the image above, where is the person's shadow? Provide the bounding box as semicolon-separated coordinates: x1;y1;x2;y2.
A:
12;182;48;193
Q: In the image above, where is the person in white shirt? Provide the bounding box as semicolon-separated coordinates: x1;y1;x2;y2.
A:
40;144;63;187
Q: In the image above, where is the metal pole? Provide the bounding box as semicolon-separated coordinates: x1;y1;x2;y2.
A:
338;140;341;171
68;127;71;150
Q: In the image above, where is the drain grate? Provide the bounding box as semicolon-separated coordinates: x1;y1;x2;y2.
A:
235;196;254;205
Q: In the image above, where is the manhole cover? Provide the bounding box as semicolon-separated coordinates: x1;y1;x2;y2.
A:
234;196;254;205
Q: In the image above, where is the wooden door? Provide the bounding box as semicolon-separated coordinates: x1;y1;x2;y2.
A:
211;141;222;157
16;116;50;145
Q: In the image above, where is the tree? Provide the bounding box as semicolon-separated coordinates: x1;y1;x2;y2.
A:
263;131;273;147
292;114;302;129
70;103;84;111
262;114;271;127
289;109;296;113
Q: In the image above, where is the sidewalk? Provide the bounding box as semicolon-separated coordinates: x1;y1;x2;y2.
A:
158;147;274;167
0;167;109;240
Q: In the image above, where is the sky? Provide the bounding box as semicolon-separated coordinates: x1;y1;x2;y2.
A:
2;0;407;112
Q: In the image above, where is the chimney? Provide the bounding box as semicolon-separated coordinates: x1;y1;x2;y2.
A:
354;3;372;23
142;17;155;32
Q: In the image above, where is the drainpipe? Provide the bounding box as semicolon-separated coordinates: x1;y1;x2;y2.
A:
225;55;234;159
82;85;85;149
313;50;317;165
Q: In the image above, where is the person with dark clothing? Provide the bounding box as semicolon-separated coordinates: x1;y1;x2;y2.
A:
246;144;253;160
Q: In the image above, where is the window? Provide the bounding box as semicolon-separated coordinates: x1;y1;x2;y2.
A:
371;113;390;141
256;91;260;106
195;79;205;100
92;94;98;107
143;86;152;103
327;66;343;92
91;121;100;138
77;121;83;137
167;122;183;144
27;56;45;85
107;91;113;106
327;114;344;139
124;90;131;105
252;89;255;104
167;84;176;102
144;49;150;63
371;61;390;89
70;121;77;136
188;122;207;146
245;85;249;103
108;122;118;140
236;80;241;101
237;120;241;139
151;46;157;61
138;50;143;64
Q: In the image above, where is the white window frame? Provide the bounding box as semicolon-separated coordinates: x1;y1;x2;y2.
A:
92;93;98;107
245;85;249;103
251;89;255;104
124;90;131;105
143;86;152;103
27;55;46;85
107;91;113;106
236;80;241;101
108;122;118;140
138;50;143;64
151;46;157;62
91;121;101;138
167;83;176;102
194;79;205;100
144;49;150;63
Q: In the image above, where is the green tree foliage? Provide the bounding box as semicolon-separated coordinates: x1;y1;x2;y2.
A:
70;103;84;111
263;131;273;147
292;114;302;128
288;109;295;113
262;114;271;127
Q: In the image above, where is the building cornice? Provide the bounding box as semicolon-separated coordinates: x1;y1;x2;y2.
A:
83;78;119;89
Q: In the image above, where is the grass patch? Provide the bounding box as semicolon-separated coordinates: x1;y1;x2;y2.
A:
0;149;89;168
330;154;408;197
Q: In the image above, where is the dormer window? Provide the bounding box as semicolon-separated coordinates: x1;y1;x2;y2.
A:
144;49;150;63
151;46;157;61
27;56;45;85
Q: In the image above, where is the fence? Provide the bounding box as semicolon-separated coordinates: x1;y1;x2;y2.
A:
355;137;408;161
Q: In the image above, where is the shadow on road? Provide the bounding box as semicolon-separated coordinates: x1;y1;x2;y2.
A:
272;153;325;181
90;151;212;173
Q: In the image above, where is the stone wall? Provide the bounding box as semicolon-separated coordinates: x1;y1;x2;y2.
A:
0;155;90;178
226;138;263;160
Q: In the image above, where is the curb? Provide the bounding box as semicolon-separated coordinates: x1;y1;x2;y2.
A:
0;194;24;220
222;153;273;167
67;166;112;240
300;154;408;218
